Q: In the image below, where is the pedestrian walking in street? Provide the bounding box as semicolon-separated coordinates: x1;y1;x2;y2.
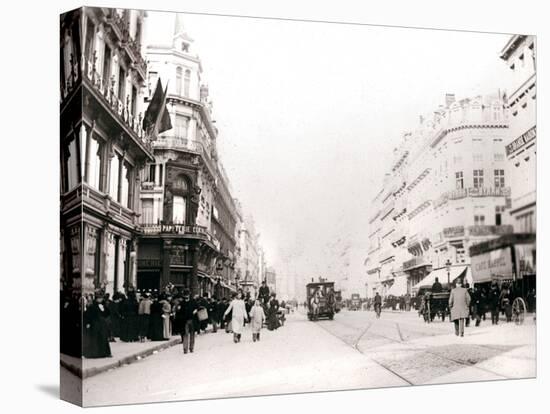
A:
223;291;247;343
249;299;266;342
83;291;112;358
120;292;140;342
448;278;471;337
138;292;152;342
470;285;483;327
208;298;219;333
148;295;165;341
174;289;198;354
160;294;172;339
267;293;280;330
488;282;501;325
500;284;513;323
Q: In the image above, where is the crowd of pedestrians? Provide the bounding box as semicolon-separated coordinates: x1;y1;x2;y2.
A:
60;281;287;359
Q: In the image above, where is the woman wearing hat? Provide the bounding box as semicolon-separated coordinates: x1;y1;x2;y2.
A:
83;290;112;358
223;291;247;343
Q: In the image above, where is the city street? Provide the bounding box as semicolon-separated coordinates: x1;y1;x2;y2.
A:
72;309;536;407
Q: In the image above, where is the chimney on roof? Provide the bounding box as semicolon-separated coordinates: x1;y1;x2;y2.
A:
445;93;456;107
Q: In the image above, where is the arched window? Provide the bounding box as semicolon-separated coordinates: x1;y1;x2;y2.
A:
184;69;191;97
172;175;189;224
176;66;183;96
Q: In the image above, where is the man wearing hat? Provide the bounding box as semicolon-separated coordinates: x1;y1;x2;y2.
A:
138;292;152;342
258;280;270;307
448;278;471;337
174;289;198;354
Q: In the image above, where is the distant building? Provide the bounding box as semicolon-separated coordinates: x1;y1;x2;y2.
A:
135;15;235;298
366;93;514;296
265;267;277;293
499;35;536;234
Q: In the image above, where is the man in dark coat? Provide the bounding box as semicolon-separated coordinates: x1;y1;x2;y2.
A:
174;290;198;354
431;277;443;293
258;280;270;306
208;297;220;333
488;282;501;325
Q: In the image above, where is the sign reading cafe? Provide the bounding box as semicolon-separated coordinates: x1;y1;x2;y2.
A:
470;246;514;283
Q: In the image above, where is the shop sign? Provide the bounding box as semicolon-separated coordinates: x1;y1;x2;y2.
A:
471;247;513;283
443;226;465;238
506;126;536;156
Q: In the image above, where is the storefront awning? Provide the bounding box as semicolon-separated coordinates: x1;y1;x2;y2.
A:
387;276;408;296
413;265;468;291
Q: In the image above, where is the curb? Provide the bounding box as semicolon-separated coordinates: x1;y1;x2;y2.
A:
61;337;182;379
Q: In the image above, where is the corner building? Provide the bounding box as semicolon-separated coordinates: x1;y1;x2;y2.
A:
60;7;154;295
136;15;237;297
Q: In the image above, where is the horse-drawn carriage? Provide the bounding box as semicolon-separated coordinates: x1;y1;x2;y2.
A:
417;287;450;322
306;281;336;321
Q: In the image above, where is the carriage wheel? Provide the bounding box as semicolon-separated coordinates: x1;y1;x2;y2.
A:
512;297;526;325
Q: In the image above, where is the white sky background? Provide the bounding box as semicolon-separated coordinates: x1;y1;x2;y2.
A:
145;11;514;286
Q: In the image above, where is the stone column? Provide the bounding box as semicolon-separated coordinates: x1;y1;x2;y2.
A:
190;243;200;296
161;239;172;289
129;238;138;290
83;121;95;183
117;153;124;203
155;164;161;187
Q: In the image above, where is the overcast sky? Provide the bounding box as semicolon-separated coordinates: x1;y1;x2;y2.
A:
145;11;514;287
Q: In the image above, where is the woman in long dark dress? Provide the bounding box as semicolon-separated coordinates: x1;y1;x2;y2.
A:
148;296;165;341
83;293;112;358
120;292;140;342
267;294;280;331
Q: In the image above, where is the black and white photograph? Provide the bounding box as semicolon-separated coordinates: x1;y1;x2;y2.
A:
57;5;540;407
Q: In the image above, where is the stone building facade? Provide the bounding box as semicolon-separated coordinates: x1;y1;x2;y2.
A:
60;7;154;295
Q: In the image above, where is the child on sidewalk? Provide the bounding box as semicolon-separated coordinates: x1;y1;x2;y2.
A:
249;300;266;342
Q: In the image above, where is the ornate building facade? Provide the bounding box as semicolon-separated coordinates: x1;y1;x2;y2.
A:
136;15;238;298
60;7;154;295
366;93;514;296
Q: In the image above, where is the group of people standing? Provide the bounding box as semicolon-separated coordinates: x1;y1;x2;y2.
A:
60;280;287;359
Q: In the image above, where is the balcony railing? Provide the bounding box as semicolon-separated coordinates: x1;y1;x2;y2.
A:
434;186;511;208
152;137;217;175
104;9;147;78
468;224;514;237
82;182;137;225
403;256;430;271
82;52;152;155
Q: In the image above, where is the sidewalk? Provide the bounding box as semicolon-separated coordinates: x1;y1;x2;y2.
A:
61;336;182;379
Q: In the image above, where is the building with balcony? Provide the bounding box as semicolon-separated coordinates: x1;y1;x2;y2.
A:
236;214;262;298
60;7;154;295
499;35;536;238
135;14;233;297
365;93;515;296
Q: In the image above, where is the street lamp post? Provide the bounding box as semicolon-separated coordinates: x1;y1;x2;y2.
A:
445;259;452;287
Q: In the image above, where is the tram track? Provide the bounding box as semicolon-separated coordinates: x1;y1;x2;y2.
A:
314;314;515;384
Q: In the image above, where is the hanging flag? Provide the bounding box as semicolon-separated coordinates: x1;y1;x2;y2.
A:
143;78;172;136
155;83;172;135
